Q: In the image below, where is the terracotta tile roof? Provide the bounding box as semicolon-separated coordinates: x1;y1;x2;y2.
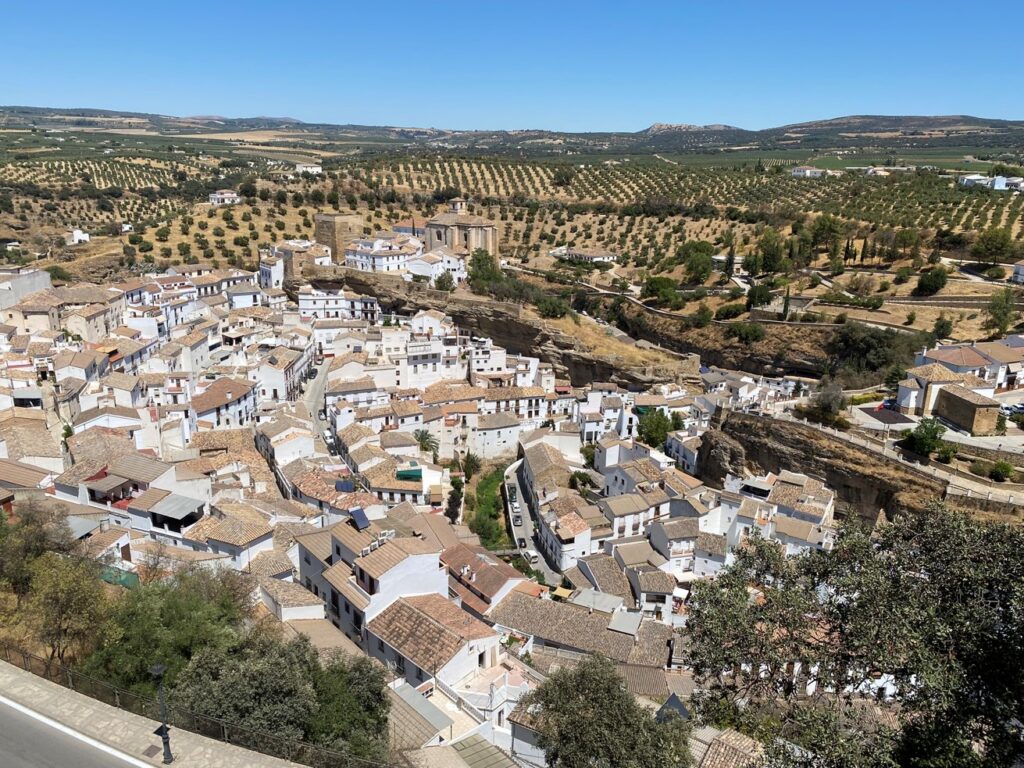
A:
701;729;763;768
191;377;255;413
355;537;439;580
367;594;494;672
246;549;294;578
259;577;322;608
925;346;989;368
489;590;673;666
441;543;524;603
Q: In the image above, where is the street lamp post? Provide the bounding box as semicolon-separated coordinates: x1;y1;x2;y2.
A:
149;663;174;764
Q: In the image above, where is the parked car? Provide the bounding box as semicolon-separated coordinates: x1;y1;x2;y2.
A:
1012;403;1024;414
1000;405;1015;416
517;537;527;549
513;515;523;527
318;411;327;421
525;550;540;564
512;501;521;513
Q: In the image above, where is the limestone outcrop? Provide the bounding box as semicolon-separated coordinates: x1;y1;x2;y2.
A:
293;267;698;389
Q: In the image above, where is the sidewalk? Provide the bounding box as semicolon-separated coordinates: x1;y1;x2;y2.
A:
0;661;301;768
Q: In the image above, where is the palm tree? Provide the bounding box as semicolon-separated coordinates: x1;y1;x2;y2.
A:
459;451;481;481
413;429;438;455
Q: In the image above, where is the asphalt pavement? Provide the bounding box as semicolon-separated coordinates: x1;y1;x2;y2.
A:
0;699;142;768
302;359;334;449
503;461;560;584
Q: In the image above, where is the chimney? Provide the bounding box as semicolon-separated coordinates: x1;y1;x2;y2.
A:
99;519;109;532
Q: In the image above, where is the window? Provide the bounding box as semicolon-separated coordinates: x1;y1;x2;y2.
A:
377;638;384;652
478;651;486;668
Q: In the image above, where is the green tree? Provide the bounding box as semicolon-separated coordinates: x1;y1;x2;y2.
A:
434;270;455;292
684;249;714;284
971;227;1014;265
637;409;672;448
680;240;716;284
884;364;906;392
580;443;596;469
692;302;713;328
552;167;575;187
746;283;772;310
26;553;107;664
688;504;1024;766
986;287;1019;335
459;451;481;481
172;631;318;744
0;500;76;606
519;655;692;768
726;322;766;344
901;417;946;455
80;569;253;694
933;314;953;339
913;267;948;297
758;227;785;273
308;656;390;760
468;248;502;287
413;429;438;455
810;214;843;253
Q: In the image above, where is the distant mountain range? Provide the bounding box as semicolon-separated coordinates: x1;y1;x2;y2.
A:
2;106;1023;156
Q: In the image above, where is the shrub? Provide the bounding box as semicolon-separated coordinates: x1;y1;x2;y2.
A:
849;392;884;405
985;265;1006;281
894;267;914;285
936;444;957;464
725;322;765;344
714;303;746;320
989;461;1015;482
901;418;946;456
913;267;948;296
45;265;73;282
970;460;992;477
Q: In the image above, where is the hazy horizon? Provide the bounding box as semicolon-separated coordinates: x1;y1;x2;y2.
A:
4;0;1023;133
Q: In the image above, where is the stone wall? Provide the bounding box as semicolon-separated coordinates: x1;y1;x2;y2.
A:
935;387;1000;436
313;213;363;258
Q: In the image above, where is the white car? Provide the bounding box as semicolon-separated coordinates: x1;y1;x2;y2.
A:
524;550;540;564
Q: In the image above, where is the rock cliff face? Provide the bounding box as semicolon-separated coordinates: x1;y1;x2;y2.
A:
708;412;947;521
602;299;835;378
292;268;697;389
696;429;747;487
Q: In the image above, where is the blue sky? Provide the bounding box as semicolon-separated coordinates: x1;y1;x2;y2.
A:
4;1;1021;132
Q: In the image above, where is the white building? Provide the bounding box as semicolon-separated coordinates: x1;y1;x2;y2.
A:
209;189;241;206
297;285;380;322
404;247;468;286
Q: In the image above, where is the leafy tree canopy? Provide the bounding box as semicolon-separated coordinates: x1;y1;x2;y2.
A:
520;655;692;768
687;505;1024;767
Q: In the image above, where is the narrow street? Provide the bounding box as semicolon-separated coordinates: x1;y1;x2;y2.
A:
503;460;560;585
302;358;333;447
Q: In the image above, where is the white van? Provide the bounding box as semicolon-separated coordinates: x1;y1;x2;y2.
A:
525;550;540;565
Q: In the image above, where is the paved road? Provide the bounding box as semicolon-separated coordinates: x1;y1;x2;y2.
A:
302;359;335;449
0;699;141;768
504;461;560;584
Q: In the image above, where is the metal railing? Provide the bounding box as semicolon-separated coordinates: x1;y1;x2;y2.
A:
1;640;392;768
